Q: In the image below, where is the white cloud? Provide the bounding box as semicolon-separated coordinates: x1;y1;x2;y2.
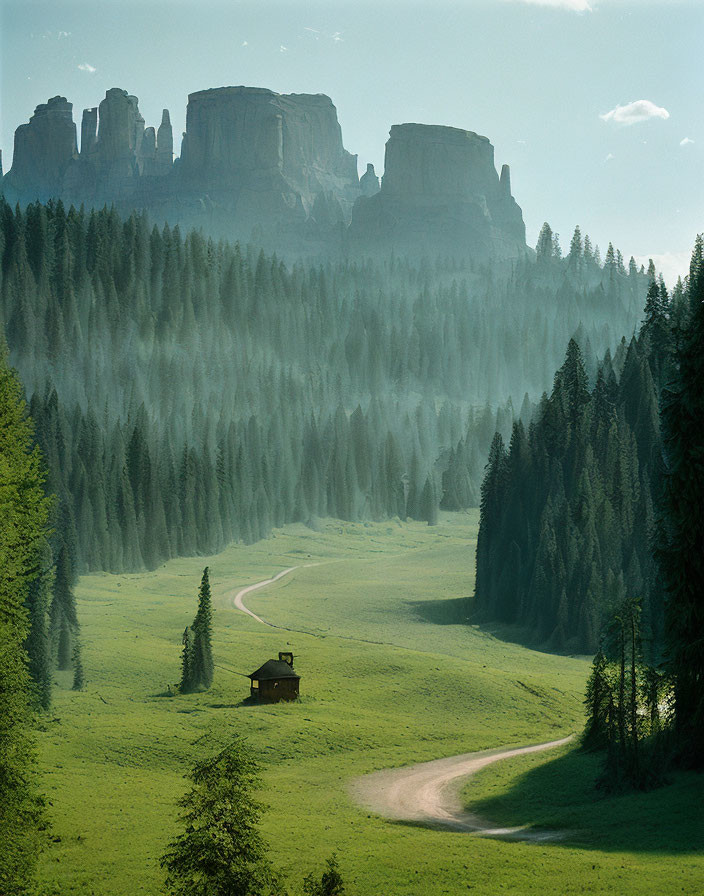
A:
680;137;695;146
633;251;691;288
513;0;592;11
600;99;669;125
77;62;97;74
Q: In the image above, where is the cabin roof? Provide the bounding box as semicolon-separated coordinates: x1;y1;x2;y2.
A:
249;659;300;681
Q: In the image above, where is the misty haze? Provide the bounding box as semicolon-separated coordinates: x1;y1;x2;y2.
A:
1;2;702;896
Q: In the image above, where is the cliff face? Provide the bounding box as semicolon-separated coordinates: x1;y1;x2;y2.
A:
4;96;77;200
175;87;360;238
349;123;527;260
3;89;529;262
65;88;173;202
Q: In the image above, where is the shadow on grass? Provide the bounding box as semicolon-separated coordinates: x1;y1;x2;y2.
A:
216;696;310;709
470;616;593;659
408;596;471;625
470;747;704;854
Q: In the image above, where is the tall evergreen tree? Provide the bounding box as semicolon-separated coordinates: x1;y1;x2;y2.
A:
0;343;51;894
657;237;704;768
188;568;214;691
160;737;277;896
180;626;192;693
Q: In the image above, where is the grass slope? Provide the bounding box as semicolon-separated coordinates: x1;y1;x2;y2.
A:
36;513;702;895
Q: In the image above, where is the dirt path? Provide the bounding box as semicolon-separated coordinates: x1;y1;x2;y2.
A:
229;567;299;625
351;735;573;840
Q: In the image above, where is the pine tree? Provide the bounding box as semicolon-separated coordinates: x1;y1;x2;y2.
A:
536;222;554;260
658;236;704;768
568;226;583;269
303;855;346;896
71;639;84;690
583;650;611;749
0;343;51;893
160;737;277;896
419;475;438;526
180;626;192;693
189;568;214;691
50;544;78;671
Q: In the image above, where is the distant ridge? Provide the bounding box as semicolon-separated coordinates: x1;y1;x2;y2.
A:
2;86;528;262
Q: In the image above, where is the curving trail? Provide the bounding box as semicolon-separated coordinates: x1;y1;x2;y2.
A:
228;567;299;625
350;735;573;840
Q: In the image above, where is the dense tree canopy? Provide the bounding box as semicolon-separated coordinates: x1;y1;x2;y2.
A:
472;252;698;664
0;344;52;894
658;236;704;767
0;199;645;573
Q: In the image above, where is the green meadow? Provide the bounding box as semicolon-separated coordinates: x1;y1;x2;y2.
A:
37;513;703;895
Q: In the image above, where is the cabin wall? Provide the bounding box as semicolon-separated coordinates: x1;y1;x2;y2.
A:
257;678;299;703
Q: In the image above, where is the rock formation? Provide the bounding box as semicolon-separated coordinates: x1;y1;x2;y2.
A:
155;110;173;170
174;86;359;241
2;89;530;262
80;107;98;158
359;162;380;197
349;123;527;261
3;96;77;201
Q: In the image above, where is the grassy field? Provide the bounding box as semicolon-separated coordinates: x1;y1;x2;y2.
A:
36;512;703;895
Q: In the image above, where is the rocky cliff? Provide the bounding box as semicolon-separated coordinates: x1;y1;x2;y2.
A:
3;96;78;201
173;86;360;241
3;89;529;262
348;124;527;261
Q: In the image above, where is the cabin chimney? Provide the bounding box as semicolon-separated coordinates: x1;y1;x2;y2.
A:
279;651;294;668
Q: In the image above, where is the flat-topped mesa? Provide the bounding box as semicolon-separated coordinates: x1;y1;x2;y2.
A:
176;86;360;233
381;124;496;199
2;89;530;261
350;122;528;261
4;96;77;200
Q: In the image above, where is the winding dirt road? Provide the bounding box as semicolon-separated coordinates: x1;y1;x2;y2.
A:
228;567;571;840
351;736;573;840
228;567;299;625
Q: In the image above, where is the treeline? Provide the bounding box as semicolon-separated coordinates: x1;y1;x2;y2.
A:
474;236;701;649
1;346;54;893
472;265;692;653
584;238;704;782
0;200;646;572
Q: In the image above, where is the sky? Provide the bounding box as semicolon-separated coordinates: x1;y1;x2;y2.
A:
1;0;702;284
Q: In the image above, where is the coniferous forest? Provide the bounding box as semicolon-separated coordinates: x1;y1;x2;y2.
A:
1;202;702;892
1;200;648;576
475;236;704;777
473;259;694;652
2;5;703;894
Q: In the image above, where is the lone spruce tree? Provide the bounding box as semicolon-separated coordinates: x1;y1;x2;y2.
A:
181;568;214;692
161;737;277;896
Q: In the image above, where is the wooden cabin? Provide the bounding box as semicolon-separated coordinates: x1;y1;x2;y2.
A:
248;652;300;703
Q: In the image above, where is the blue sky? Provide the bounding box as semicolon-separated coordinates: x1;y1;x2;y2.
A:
1;0;701;283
